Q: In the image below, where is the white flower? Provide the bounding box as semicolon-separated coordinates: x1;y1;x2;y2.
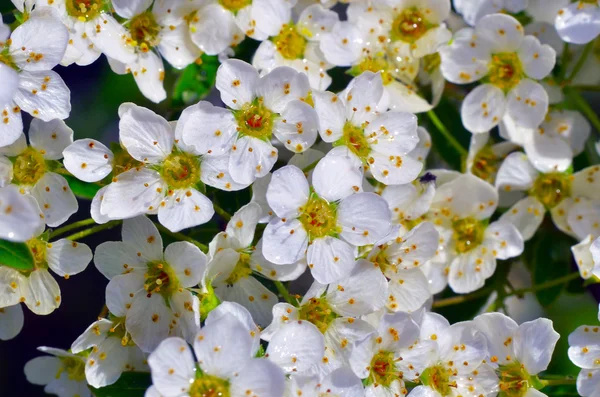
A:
428;173;524;293
349;311;420;396
206;202;306;326
466;132;519;185
403;312;495;396
25;347;90;397
475;312;560;396
313;72;422;185
87;0;202;103
0;185;44;242
0;120;78;227
99;103;246;232
263;160;392;284
496;152;600;241
253;4;338;90
94;216;207;352
440;13;556;133
380;173;437;226
454;0;528;26
573;236;600;280
266;319;325;374
0;304;23;340
286;366;365;397
146;312;285;397
500;108;591;171
181;60;319;185
0;226;92;315
556;1;600;44
568;305;600;397
0;9;70;147
71;317;148;388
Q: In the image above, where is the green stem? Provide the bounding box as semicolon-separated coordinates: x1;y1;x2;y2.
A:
213;204;232;222
572;85;600;92
433;272;580;308
567;40;594;82
49;218;97;239
154;222;208;253
567;88;600;134
302;159;320;173
63;220;122;241
558;42;570;81
274;281;297;306
541;377;577;387
426;110;467;157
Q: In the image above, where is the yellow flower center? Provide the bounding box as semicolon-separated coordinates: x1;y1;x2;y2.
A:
485;52;524;92
65;0;105;22
12;147;47;186
471;146;503;183
273;24;307;60
160;150;202;190
128;11;161;51
112;149;142;177
144;261;179;297
354;55;395;85
391;8;434;43
420;365;454;396
234;100;274;140
0;49;17;71
423;52;441;74
189;374;230;397
298;193;340;240
367;350;399;387
224;253;253;285
298;297;338;333
498;362;540;397
530;172;571;209
57;357;86;382
337;122;371;160
26;238;48;270
452;217;486;254
218;0;251;12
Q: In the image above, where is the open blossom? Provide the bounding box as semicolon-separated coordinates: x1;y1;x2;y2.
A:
466;132;519;184
313;72;423;185
0;185;44;242
94;216;207;352
0;304;23;340
568;305;600;397
496;152;600;241
440;13;556;133
263;160;392;284
475;312;560;397
555;0;600;44
181;59;319;185
70;317;148;388
0;9;70;147
146;312;285;397
253;4;338;90
0;120;78;227
286;367;365;397
206;202;306;326
25;347;90;397
572;235;600;281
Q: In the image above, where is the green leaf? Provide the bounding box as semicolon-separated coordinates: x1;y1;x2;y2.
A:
172;55;219;107
529;229;575;307
0;239;34;271
64;174;102;200
89;372;151;397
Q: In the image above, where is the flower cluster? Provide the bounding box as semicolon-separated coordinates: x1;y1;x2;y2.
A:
2;0;600;396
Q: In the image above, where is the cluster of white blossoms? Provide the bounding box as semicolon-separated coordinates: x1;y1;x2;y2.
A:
4;0;600;396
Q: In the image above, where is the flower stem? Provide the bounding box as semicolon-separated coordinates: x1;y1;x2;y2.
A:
49;218;97;239
566;88;600;133
509;272;580;296
572;85;600;92
558;42;570;81
154;222;209;253
426;110;467;157
567;40;594;83
63;220;122;241
213;203;232;222
274;281;297;306
541;377;577;387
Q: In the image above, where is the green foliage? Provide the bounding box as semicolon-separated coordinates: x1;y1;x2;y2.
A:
172;55;219;108
0;239;34;271
89;372;152;397
64;174;103;200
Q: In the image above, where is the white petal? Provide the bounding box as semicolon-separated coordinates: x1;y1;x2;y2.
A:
338;192;392;246
9;15;68;71
506;79;549;129
28;118;72;160
158;188;214;232
105;273;145;317
169;289;201;344
569;324;600;369
251;240;307;281
313;90;346;142
524;129;573;173
158;23;201;69
127;292;173;353
0;186;43;242
344;72;384;124
101;168;166;219
229;136;278;185
387;268;432;312
319;21;362;66
122;215;163;261
63;139;113;182
257;67;310;113
572;166;600;200
495;151;538;191
514;318;559;374
87;14;136;64
190;4;239;56
461;83;506;133
231;359;285;397
201;152;249;191
0;64;18;107
216;277;278;328
24;356;61;385
71;318;113;353
518;36;556;80
46;239;92;277
31;172;77;227
205;301;261;356
164;241;207;288
499;196;545;241
475;13;524;52
556;2;600;44
0;103;24;148
0;304;23;340
274;100;319;153
577;368;600;397
251;0;292;36
179;101;237;156
266;320;325;373
14;70;70;121
94;241;147;280
484;221;524;260
225;202;262;248
85;336;130;388
370;151;424;185
263;217;308;265
474;312;518;366
148;337;195;396
307;236;356;284
312;154;363;202
216;59;259;110
266;164;309;218
448;251;496;294
297;4;339;40
112;0;152;18
24;269;60;315
131;52;167;103
321;367;365;397
119;104;173;163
